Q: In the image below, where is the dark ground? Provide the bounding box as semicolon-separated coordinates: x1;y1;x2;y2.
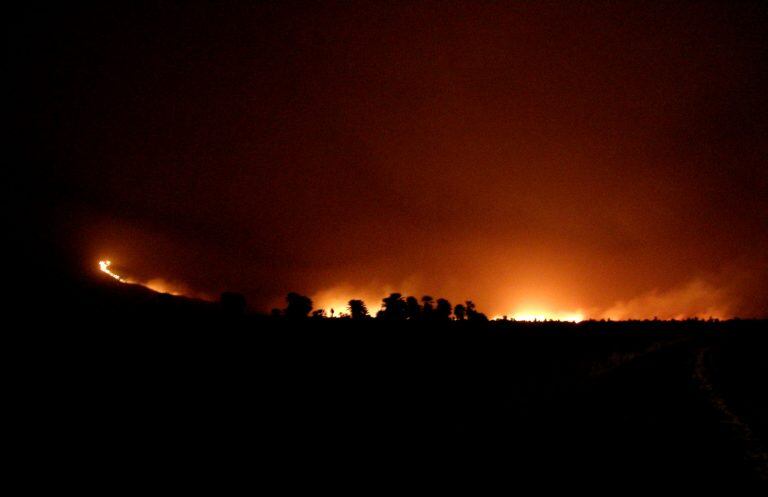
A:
21;275;768;490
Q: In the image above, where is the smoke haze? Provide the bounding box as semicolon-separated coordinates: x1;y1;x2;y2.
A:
13;2;768;318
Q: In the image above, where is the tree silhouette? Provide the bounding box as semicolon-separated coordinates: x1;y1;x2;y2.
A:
421;295;434;318
347;299;369;320
454;303;466;321
472;312;489;322
465;300;476;314
272;291;490;322
285;292;313;319
405;296;421;320
464;300;488;322
311;309;325;319
435;298;452;320
381;293;407;320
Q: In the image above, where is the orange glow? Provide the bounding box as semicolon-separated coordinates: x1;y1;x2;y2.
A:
494;309;585;322
312;285;383;318
99;257;735;320
325;302;351;317
313;289;349;317
97;259;187;297
599;279;730;321
143;278;184;296
314;298;370;317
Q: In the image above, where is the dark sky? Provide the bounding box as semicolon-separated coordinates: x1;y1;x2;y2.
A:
12;1;768;318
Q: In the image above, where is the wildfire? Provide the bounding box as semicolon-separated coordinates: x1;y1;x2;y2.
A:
512;311;584;322
493;309;585;322
98;260;126;282
97;259;193;297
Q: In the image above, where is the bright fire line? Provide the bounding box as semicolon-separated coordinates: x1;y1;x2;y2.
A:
494;310;585;322
98;260;126;282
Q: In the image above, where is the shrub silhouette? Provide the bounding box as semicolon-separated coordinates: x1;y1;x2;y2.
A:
464;300;489;321
347;299;369;320
285;292;313;319
311;309;325;319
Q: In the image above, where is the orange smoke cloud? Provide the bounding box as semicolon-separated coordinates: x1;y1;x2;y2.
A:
601;279;730;320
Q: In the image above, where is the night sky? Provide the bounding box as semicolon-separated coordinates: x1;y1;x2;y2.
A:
11;2;768;318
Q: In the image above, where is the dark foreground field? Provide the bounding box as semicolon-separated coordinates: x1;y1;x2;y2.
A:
25;278;768;489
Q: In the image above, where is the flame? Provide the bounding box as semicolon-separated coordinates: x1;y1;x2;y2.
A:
97;259;198;298
98;260;126;282
494;309;584;322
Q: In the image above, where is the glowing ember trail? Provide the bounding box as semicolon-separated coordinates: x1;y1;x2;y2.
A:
97;259;195;298
98;260;126;282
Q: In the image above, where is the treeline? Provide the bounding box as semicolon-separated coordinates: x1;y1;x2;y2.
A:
221;291;488;321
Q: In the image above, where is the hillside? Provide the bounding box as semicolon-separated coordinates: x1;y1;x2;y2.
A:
27;276;768;488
